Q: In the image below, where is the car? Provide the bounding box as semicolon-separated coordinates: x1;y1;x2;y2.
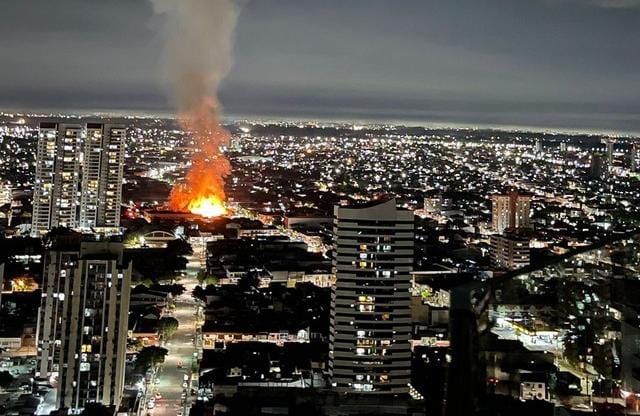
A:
182;381;188;388
147;401;155;409
180;393;186;400
190;388;197;396
177;411;183;416
154;393;162;400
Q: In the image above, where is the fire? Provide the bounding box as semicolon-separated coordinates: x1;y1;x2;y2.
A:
188;195;227;218
153;0;239;220
167;96;231;218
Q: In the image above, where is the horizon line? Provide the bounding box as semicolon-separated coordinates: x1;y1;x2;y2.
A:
1;107;638;139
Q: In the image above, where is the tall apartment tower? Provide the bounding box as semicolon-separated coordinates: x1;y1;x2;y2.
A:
0;181;12;205
560;142;568;153
590;153;608;180
32;123;83;236
606;139;615;165
0;263;4;309
31;122;126;236
491;191;531;234
79;124;126;229
329;198;413;394
36;239;131;411
535;139;543;154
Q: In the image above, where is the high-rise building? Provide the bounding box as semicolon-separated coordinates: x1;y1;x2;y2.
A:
606;139;615;165
36;239;131;411
621;314;640;394
31;122;126;236
491;195;510;234
491;191;531;234
560;142;567;153
329;198;413;394
490;233;530;270
631;144;638;172
0;181;12;206
0;262;4;310
589;153;607;180
535;139;543;154
32;123;82;236
79;124;126;230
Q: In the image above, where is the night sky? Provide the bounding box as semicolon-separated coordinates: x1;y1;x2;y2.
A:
1;0;639;133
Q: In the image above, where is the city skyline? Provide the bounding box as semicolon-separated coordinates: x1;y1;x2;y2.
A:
1;1;640;415
0;0;639;134
2;114;640;415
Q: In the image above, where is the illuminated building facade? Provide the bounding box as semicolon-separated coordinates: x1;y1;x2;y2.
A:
0;181;11;206
491;191;531;234
490;233;531;270
36;241;131;411
329;198;413;394
32;123;82;236
31;122;125;236
79;123;126;230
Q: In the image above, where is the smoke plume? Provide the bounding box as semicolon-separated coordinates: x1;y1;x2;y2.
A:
150;0;239;214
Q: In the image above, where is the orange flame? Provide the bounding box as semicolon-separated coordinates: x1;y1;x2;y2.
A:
168;96;230;217
188;195;227;218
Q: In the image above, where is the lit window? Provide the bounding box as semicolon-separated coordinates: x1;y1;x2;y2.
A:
358;304;374;312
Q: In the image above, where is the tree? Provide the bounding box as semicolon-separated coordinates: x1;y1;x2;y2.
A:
123;232;142;247
239;271;259;292
197;271;219;286
80;403;113;416
127;338;144;352
125;249;188;284
166;239;193;257
43;226;81;247
159;317;179;339
150;283;186;297
192;286;206;302
0;371;14;389
135;346;168;372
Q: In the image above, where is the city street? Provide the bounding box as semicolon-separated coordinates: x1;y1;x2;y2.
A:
143;254;202;416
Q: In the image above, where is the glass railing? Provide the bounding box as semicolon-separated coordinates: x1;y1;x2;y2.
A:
447;232;640;415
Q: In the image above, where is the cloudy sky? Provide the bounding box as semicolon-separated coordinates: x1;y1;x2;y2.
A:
0;0;639;133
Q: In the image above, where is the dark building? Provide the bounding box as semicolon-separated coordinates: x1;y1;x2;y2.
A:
329;199;414;394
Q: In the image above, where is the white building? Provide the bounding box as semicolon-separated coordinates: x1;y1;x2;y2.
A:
31;122;126;237
79;123;126;230
329;198;413;394
0;181;12;206
32;123;82;235
36;240;131;411
491;191;531;234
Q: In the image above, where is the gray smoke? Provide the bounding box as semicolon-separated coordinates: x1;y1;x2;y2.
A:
149;0;239;114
